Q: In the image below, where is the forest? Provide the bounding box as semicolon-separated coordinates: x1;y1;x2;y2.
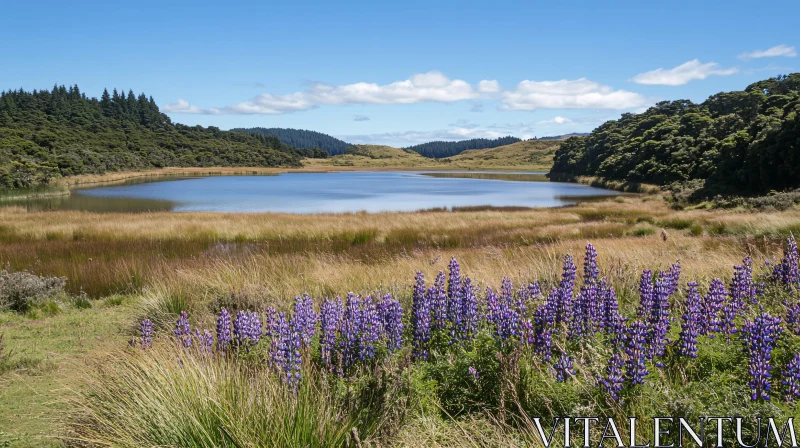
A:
234;127;350;156
405;136;521;158
0;86;323;190
550;74;800;198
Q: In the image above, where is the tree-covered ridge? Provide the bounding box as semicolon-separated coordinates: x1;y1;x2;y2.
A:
550;74;800;198
405;136;522;158
233;127;350;156
0;86;318;189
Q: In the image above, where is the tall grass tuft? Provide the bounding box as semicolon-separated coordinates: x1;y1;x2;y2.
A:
67;346;387;447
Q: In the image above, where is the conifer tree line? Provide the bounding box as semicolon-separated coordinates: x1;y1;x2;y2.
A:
0;85;325;189
550;74;800;198
404;136;522;158
234;127;349;156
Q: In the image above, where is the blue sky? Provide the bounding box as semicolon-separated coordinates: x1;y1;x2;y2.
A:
2;0;798;146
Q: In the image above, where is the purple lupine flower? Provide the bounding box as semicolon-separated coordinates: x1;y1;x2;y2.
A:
532;303;554;361
636;270;654;318
378;294;404;353
274;313;302;388
783;354;800;401
233;310;250;348
215;309;232;351
742;256;758;302
598;279;620;333
774;235;799;289
319;297;343;371
173;311;192;348
625;320;649;386
269;312;289;370
468;366;479;379
412;272;431;361
569;283;598;339
598;351;624;400
140;319;153;349
293;294;317;349
485;286;500;327
719;299;739;343
666;261;681;296
646;272;671;365
729;264;749;315
560;254;577;301
527;281;542;301
195;329;214;354
742;312;783;401
285;317;303;388
609;313;628;350
340;293;363;371
360;296;381;361
492;278;520;341
702;279;727;336
678;282;701;358
430;271;447;330
584;242;599;283
553;353;575;383
786;302;800;336
446;257;462;327
247;311;262;345
453;277;478;343
546;286;568;328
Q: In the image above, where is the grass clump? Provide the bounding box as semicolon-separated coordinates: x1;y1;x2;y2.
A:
68;347;393;447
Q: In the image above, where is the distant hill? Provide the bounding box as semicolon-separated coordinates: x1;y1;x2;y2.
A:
447;140;561;170
405;136;521;158
233;127;351;155
537;133;589;140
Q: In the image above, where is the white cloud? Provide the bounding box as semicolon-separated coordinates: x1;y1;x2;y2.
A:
738;44;797;60
631;59;738;86
163;72;650;115
221;71;489;114
477;80;500;93
163;99;208;114
501;78;646;110
541;116;573;125
353;115;370;122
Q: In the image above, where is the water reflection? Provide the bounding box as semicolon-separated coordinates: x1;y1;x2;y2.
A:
3;171;621;213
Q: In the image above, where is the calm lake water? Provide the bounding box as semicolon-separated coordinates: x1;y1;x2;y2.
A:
9;171;620;213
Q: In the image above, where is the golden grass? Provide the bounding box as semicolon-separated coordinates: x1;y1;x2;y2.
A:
303;140;560;171
2;195;798;302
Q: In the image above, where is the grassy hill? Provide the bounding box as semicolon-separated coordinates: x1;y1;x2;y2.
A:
303;140;561;171
446;140;560;171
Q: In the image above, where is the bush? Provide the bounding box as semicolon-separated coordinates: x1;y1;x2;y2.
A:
0;270;66;313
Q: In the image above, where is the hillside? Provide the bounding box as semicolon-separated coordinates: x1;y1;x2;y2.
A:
304;144;435;168
446;139;561;170
405;136;521;158
0;86;317;190
233;127;351;155
551;73;800;198
304;140;561;171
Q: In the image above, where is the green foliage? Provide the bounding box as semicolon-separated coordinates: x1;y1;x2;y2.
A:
233;127;347;156
406;136;522;158
551;74;800;198
0;270;66;313
0;85;306;189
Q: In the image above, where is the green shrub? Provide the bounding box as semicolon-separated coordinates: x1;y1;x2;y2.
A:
0;270;66;313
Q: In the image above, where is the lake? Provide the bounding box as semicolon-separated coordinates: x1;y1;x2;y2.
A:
8;171;621;213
